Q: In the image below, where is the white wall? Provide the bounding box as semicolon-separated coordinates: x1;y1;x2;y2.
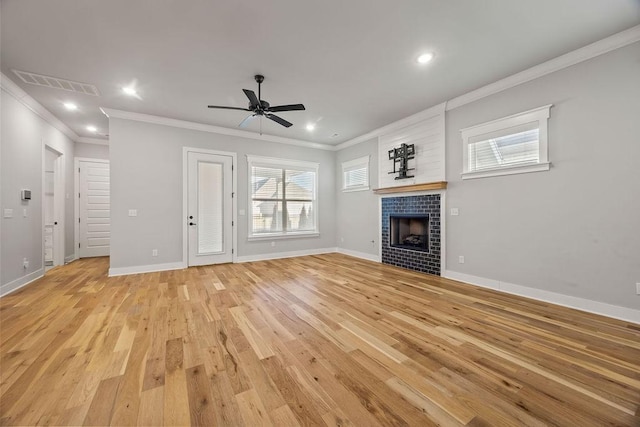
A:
378;109;445;188
108;118;336;270
445;42;640;311
335;138;379;258
1;89;75;294
75;142;109;160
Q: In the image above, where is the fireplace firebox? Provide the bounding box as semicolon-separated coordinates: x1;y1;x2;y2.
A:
390;215;429;252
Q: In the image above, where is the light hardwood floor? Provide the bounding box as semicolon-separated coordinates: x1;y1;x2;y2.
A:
0;254;638;426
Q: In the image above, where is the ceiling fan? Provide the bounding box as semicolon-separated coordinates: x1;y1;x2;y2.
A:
208;74;305;128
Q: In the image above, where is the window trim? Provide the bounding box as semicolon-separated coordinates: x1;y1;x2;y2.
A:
460;104;552;180
341;155;370;192
246;155;319;240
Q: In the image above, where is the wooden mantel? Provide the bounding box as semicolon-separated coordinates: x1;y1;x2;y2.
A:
373;181;447;194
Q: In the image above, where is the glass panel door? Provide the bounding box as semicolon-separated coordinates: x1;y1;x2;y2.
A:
197;161;223;253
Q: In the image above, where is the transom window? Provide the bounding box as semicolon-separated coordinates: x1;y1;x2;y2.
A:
342;155;370;192
247;156;318;238
461;105;551;179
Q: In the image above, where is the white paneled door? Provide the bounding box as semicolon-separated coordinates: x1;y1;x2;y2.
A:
79;160;110;257
187;152;233;266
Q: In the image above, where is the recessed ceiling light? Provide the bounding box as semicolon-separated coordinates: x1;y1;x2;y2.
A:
122;86;137;96
86;125;97;132
63;102;78;111
306;124;315;131
417;52;435;64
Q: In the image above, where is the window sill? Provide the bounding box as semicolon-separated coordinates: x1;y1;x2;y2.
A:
462;162;550;180
342;186;370;193
248;232;320;241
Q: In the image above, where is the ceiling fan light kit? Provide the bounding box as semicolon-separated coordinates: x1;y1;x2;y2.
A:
208;74;305;129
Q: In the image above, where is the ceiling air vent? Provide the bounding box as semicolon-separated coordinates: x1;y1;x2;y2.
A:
12;69;100;96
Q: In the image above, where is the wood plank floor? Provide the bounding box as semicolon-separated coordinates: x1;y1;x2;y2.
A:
1;254;638;426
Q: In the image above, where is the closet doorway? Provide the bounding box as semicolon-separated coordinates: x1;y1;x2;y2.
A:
44;146;64;271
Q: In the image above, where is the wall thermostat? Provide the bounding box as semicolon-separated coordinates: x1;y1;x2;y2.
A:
21;189;32;200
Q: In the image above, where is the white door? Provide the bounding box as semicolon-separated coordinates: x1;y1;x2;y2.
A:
79;160;110;257
187;152;233;266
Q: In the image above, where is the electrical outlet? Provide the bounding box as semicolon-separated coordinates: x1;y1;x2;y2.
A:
128;209;137;217
152;249;158;257
450;208;459;216
23;258;29;269
458;255;465;264
23;208;27;217
636;283;640;295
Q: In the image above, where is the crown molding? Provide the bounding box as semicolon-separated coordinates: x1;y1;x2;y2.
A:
76;137;109;146
100;108;335;151
1;72;80;142
446;24;640;111
335;102;447;151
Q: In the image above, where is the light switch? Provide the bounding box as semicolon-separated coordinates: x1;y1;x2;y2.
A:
450;208;459;216
3;209;13;218
128;209;137;217
23;208;27;218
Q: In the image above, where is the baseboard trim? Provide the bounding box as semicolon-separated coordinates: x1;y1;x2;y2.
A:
0;269;45;297
236;247;337;263
443;270;640;325
64;255;77;264
335;247;381;263
108;261;187;277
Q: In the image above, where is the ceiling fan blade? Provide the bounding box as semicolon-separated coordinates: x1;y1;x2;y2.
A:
207;105;251;111
238;114;257;128
242;89;260;109
266;113;293;128
267;104;305;112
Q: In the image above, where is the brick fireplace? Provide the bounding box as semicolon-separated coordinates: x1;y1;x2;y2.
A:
381;194;441;275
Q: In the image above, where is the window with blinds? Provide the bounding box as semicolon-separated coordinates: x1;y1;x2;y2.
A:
461;105;551;179
247;156;319;238
342;155;369;192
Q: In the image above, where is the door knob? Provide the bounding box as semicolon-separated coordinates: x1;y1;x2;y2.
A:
189;222;196;226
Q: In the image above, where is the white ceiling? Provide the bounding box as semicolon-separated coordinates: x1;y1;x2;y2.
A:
2;0;639;145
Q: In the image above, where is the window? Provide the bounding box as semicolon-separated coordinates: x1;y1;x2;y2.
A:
247;156;318;238
342;155;370;192
461;105;551;179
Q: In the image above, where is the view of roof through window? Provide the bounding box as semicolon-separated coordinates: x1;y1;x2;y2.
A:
468;128;540;172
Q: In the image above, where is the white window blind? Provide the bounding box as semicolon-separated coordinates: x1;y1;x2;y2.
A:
342;155;370;192
461;105;551;179
247;156;319;238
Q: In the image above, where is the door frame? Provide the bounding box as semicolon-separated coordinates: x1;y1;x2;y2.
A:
43;144;65;267
182;147;237;266
74;157;110;260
